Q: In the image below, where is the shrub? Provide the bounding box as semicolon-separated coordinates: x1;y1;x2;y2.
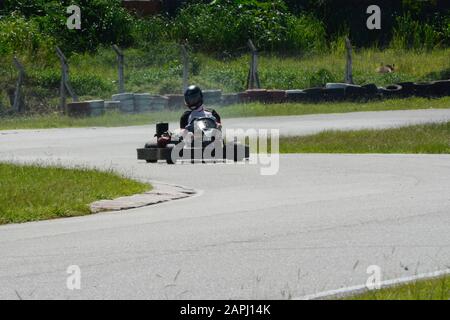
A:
286;14;326;54
3;0;136;53
0;14;55;57
171;0;326;53
309;69;337;87
391;14;441;51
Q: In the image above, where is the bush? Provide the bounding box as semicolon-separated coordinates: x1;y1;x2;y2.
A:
2;0;136;53
391;14;442;51
171;0;326;53
0;14;55;57
309;69;337;88
286;14;326;54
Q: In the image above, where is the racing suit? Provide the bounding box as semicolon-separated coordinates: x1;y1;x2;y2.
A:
180;105;221;131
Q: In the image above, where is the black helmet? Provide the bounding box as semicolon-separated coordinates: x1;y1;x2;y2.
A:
184;85;203;109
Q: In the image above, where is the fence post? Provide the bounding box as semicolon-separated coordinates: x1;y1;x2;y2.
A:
112;45;125;93
12;57;25;113
56;46;78;113
247;39;260;89
181;44;189;92
345;37;354;84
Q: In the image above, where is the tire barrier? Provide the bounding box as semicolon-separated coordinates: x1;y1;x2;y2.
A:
105;100;121;112
166;94;185;109
285;90;307;102
202;89;222;105
413;82;433;97
325;83;354;89
237;91;250;103
361;83;379;97
67;102;90;117
221;93;239;106
323;87;345;101
344;85;368;100
245;89;268;103
379;84;403;98
266;90;286;103
397;82;415;97
134;93;153;113
428;80;450;97
86;100;105;117
303;87;326;101
134;94;168;113
112;93;134;113
149;95;169;111
71;75;450;118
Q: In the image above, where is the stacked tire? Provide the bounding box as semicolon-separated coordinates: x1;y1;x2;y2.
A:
149;95;168;111
396;82;415;97
379;84;402;98
428;80;450;97
166;94;185;109
266;90;286;103
413;82;432;97
221;93;239;106
303;87;326;102
67;102;90;117
112;93;135;113
134;93;153;113
86;100;105;117
202;90;222;106
285;90;306;103
246;89;268;103
105;101;121;112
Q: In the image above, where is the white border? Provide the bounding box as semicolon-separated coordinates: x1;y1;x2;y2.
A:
294;269;450;300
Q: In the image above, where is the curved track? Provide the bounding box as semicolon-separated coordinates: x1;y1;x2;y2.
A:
0;109;449;299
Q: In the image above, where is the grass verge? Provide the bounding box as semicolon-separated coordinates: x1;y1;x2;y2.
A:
0;163;150;225
277;122;450;154
346;275;450;300
1;96;450;130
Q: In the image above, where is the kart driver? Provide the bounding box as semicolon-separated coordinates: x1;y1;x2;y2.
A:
180;85;221;132
157;85;222;147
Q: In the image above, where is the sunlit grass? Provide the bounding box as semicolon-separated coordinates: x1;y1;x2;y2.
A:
1;96;449;130
346;276;450;300
277;122;450;154
0;163;150;224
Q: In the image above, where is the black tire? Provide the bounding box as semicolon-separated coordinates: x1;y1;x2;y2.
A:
397;82;415;97
323;88;345;101
285;91;307;102
146;159;157;163
428;80;450;97
303;87;325;102
413;82;433;97
379;84;402;98
345;85;368;100
362;83;379;95
164;145;176;164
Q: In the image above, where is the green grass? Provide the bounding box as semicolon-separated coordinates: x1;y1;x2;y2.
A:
347;275;450;300
0;163;150;224
277;122;450;154
1;96;450;130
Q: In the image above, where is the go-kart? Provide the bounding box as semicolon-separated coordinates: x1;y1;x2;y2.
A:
137;118;250;164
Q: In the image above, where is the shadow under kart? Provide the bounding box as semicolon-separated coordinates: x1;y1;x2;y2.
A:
137;120;250;164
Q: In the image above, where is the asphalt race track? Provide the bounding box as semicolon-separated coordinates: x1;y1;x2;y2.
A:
0;109;449;299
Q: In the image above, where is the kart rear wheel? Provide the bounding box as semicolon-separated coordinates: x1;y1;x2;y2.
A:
165;145;176;164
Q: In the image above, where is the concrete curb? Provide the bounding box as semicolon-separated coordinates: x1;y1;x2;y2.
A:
294;269;450;300
90;182;196;213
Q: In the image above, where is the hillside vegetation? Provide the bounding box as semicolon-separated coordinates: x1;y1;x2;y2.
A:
1;0;450;115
